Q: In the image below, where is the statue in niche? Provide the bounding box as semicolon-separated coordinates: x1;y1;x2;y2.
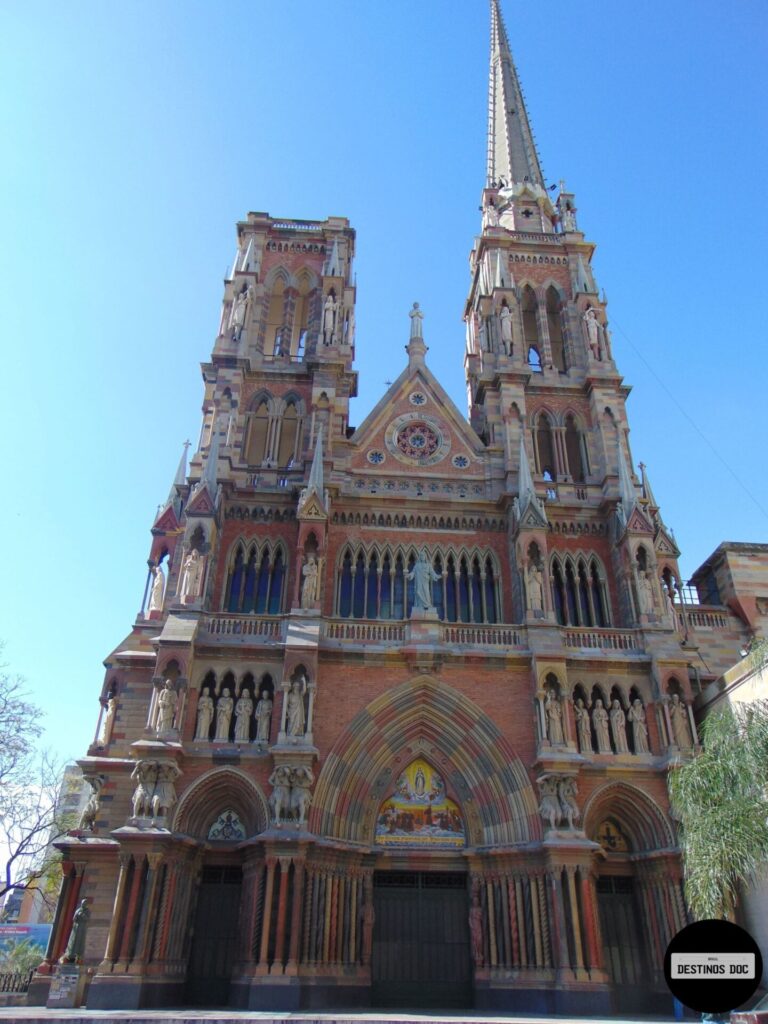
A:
60;898;90;964
214;688;234;741
469;891;484;965
526;563;544;611
592;699;612;753
147;565;165;613
582;307;603;360
155;680;178;735
669;693;693;748
538;776;560;831
499;304;513;354
574;698;592;753
300;554;319;609
407;549;440;611
289;765;315;827
195;687;214;741
322;293;337;344
557;777;581;830
482;199;499;229
610;699;629;753
234;689;253;742
285;676;307;737
229;285;252;339
637;570;656;614
78;775;105;832
544;690;564;745
100;694;118;744
179;548;204;601
628;699;650;753
268;765;292;825
254;689;273;743
562;204;577;231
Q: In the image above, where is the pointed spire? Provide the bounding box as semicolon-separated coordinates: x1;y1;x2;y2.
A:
516;430;547;525
155;441;189;524
323;238;342;278
487;0;544;188
307;424;324;495
201;421;221;496
617;440;638;518
639;462;658;509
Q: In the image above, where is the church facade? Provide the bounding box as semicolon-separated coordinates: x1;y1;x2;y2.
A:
31;2;765;1015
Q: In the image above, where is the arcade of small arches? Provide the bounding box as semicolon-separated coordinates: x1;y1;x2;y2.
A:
531;409;589;483
193;669;277;745
549;552;610;627
242;391;306;469
224;540;287;614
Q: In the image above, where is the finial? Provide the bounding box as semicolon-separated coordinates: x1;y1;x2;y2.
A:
409;302;424;339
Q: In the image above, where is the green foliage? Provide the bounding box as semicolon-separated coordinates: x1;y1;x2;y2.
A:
0;937;45;975
669;697;768;920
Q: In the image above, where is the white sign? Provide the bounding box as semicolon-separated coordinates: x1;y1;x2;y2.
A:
671;953;755;979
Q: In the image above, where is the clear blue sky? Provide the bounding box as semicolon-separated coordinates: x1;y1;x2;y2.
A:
1;0;766;764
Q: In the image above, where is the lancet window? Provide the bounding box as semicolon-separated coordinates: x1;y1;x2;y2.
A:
550;553;609;627
243;393;304;469
225;540;287;614
545;286;567;372
336;545;500;623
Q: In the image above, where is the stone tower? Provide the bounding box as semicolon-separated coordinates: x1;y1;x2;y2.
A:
32;2;758;1015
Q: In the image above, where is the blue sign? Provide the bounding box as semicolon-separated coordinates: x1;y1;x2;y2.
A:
0;923;51;952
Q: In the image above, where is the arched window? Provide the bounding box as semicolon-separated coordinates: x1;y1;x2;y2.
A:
244;399;270;466
564;414;586;482
564;560;579;624
265;277;286;356
527;346;542;372
380;553;392;618
366;551;379;618
591;559;608;626
552;560;566;625
470;556;483;623
254;551;271;613
277;402;299;468
446;555;458;621
546;286;566;372
227;546;245;612
339;549;353;617
393;553;406;619
267;548;284;614
433;554;445;619
521;286;539;352
484;556;498;623
535;413;556;479
578;560;591;624
352;551;366;618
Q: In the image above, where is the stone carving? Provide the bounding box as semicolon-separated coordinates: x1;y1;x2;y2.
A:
229;285;252;340
407;549;440;611
147;565;165;613
592;699;612;753
628;699;649;753
234;689;253;742
538;776;560;831
155;680;178;735
214;688;234;741
130;760;180;820
286;676;307;737
255;689;273;743
300;554;319;608
100;694;117;745
637;570;655;615
574;698;592;753
557;777;581;830
469;890;484;965
78;775;105;831
482;199;499;229
526;563;544;611
322;293;337;344
610;699;629;753
669;693;693;749
179;548;204;601
544;690;564;745
582;307;603;360
60;898;90;964
538;775;581;831
562;204;577;231
269;764;315;827
194;687;214;741
499;304;513;353
409;301;424;339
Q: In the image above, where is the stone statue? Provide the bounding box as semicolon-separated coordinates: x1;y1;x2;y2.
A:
469;892;484;964
562;204;577;231
214;688;234;741
592;699;612;753
152;762;179;818
131;762;153;818
482;199;499;229
289;765;314;827
130;760;179;819
322;293;337;344
155;680;178;735
574;698;592;753
628;699;650;753
286;676;307;737
300;554;319;609
408;301;424;339
665;581;677;619
194;687;214;741
526;563;544;611
538;776;560;831
78;776;105;831
406;549;440;611
557;777;580;830
478;318;488;352
582;307;603;360
610;699;629;753
60;898;90;964
268;765;292;826
179;548;204;601
499;304;513;353
638;570;655;615
544;690;564;745
234;689;253;742
229;285;252;339
669;693;693;749
100;694;117;745
147;565;165;613
254;689;273;743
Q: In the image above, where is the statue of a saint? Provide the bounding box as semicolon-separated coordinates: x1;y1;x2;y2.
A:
214;688;234;741
230;285;252;339
574;698;592;753
408;302;424;339
628;699;649;753
562;204;577;231
61;898;91;964
469;892;484;965
300;554;319;609
195;687;214;741
234;689;253;742
582;308;603;360
179;549;204;601
322;293;337;344
155;680;178;734
638;570;655;615
557;777;580;830
286;677;307;737
148;565;165;613
610;699;629;753
527;563;544;611
592;699;612;753
406;549;440;611
100;694;118;744
499;304;513;354
482;199;499;229
544;690;564;745
255;689;273;743
669;693;693;749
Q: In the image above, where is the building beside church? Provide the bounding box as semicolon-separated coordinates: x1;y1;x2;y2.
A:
30;2;768;1015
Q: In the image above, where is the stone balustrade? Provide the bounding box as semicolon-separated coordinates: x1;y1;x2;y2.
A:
563;628;642;652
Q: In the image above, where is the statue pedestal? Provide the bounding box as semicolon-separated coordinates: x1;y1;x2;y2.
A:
47;965;86;1008
406;608;441;644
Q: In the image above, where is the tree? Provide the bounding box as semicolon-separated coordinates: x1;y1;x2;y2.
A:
0;646;69;912
668;646;768;920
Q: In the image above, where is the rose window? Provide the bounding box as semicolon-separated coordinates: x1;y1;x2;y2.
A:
396;422;439;460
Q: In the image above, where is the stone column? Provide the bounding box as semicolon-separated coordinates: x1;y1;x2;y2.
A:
565;865;586;973
272;858;291;972
43;863;76;967
548;869;569;971
257;858;277;971
579;869;602;971
101;853;132;967
133;852;164;963
117;855;146;964
286;860;305;973
53;863;85;962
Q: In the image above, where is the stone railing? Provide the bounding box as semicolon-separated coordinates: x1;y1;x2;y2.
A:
442;624;524;647
563;628;642;652
679;606;729;631
324;620;406;643
200;615;284;641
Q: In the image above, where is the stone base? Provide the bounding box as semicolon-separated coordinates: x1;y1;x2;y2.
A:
230;976;370;1010
86;973;186;1009
46;964;86;1008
